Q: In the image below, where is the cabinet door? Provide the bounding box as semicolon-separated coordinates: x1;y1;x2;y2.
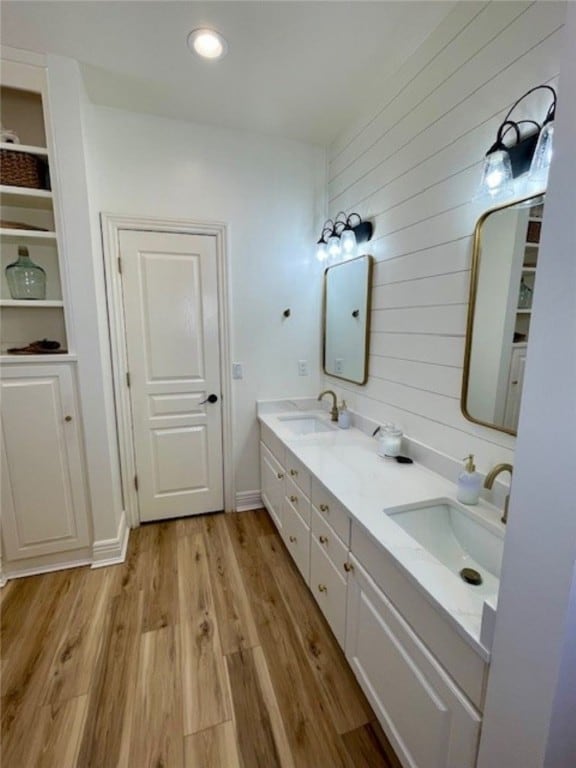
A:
282;496;310;585
1;364;90;560
260;441;284;532
346;558;481;768
310;537;347;647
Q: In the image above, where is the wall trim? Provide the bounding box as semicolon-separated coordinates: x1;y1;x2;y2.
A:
91;510;129;568
100;213;235;526
3;556;92;582
235;490;263;512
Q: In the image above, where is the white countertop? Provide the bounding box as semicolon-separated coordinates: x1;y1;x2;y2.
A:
258;403;504;661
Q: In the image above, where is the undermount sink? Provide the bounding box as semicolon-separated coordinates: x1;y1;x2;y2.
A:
388;499;504;592
277;415;337;435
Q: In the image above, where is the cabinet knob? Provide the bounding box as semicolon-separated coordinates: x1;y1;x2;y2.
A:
289;535;297;543
289;469;298;476
319;535;328;545
343;562;354;573
277;472;284;479
64;415;73;422
290;495;298;503
318;584;327;593
319;503;329;512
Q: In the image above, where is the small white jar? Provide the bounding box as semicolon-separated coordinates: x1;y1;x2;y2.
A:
377;424;403;458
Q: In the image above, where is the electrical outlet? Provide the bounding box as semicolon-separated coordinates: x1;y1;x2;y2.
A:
298;360;309;376
232;362;244;379
335;358;343;374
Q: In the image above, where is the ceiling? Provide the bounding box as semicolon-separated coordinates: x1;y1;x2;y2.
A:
1;1;455;145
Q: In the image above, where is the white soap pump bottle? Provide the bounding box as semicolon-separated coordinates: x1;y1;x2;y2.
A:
338;400;351;429
457;455;482;505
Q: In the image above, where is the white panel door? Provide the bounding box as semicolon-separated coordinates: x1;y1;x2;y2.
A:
1;364;90;560
119;230;223;522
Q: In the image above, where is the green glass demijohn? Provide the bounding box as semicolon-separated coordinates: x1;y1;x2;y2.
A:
5;246;46;300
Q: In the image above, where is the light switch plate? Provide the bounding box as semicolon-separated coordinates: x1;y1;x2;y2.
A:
232;362;243;379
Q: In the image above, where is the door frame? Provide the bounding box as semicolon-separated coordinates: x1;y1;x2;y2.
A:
101;213;234;527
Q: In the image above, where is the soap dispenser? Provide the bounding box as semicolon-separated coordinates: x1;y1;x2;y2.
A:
338;400;350;429
457;455;482;505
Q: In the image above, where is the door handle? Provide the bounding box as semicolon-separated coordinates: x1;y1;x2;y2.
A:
200;394;219;405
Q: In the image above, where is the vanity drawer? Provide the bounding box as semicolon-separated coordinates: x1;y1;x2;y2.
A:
282;496;310;585
311;478;351;546
285;475;311;526
311;505;349;578
260;422;286;467
310;537;347;647
285;449;311;497
260;442;285;532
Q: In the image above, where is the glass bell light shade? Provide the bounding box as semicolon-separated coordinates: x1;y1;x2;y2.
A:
316;240;329;262
478;149;513;198
327;233;341;260
529;121;554;184
340;228;357;259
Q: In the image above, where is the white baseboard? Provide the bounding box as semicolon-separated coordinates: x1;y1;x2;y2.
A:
235;490;263;512
91;510;129;568
3;555;92;582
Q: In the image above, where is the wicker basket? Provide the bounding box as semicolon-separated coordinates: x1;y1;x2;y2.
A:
0;149;44;189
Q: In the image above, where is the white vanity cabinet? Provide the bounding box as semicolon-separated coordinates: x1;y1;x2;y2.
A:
1;363;90;562
346;557;481;768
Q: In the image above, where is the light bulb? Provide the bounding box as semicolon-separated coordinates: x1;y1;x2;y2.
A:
340;228;357;258
187;29;228;60
316;241;328;262
478;149;513;198
529;121;554;183
327;234;341;259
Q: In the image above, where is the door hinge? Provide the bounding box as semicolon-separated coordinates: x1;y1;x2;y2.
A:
117;256;122;274
126;372;131;388
134;475;139;492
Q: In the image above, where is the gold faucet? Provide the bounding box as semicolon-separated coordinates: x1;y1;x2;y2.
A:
484;463;513;524
318;390;339;422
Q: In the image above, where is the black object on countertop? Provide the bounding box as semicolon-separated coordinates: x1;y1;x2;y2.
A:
395;456;414;464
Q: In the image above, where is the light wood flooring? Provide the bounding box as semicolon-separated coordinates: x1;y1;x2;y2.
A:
1;509;402;768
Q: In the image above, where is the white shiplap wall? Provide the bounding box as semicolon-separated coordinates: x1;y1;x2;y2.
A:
323;0;565;473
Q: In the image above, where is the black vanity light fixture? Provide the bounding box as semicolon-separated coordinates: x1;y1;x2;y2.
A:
478;84;557;198
316;212;373;263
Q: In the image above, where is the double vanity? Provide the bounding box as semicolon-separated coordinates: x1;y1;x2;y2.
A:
259;400;505;768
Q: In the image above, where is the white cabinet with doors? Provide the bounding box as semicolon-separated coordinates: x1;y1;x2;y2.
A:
1;363;90;563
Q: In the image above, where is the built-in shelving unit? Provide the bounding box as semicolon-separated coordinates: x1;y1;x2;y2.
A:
1;72;68;354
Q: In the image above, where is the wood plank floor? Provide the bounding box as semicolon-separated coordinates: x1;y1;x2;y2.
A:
1;509;402;768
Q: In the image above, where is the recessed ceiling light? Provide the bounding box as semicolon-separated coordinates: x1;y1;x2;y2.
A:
187;28;228;60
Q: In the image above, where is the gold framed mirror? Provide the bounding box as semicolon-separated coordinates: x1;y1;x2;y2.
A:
323;254;373;385
461;194;544;435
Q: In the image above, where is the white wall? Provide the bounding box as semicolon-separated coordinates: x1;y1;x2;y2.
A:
84;105;325;497
477;1;576;763
322;0;565;475
46;55;124;546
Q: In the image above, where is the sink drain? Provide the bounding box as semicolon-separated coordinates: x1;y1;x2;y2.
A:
460;567;483;586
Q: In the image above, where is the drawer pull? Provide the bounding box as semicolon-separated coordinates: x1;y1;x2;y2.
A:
319;503;329;512
318;584;327;593
343;562;354;573
64;415;73;422
290;495;298;503
319;535;328;545
277;472;284;480
289;535;297;543
289;469;298;477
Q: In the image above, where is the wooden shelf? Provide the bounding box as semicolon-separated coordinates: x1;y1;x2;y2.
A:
0;142;48;156
521;267;537;273
0;353;76;364
0;299;63;308
0;228;57;244
516;309;532;314
0;185;53;210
